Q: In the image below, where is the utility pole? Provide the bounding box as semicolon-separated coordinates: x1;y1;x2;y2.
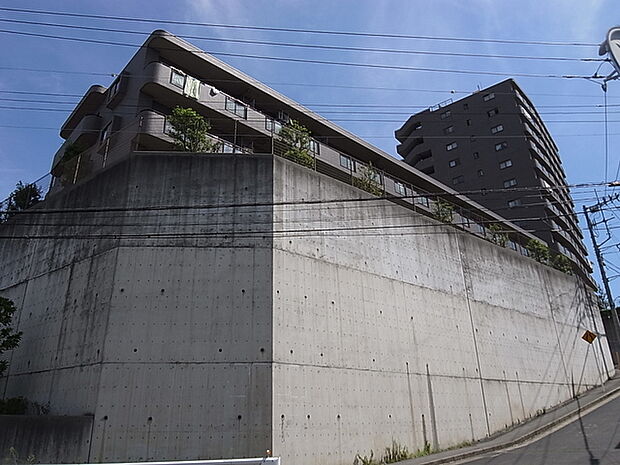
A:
583;194;620;363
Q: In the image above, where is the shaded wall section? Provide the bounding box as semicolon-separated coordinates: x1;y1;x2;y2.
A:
0;415;92;463
0;152;275;462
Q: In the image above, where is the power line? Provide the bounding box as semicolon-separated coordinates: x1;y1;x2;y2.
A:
0;29;598;81
0;6;599;47
0;17;602;63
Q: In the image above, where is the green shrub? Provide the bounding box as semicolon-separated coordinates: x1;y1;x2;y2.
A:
432;199;454;223
352;162;383;196
526;239;550;264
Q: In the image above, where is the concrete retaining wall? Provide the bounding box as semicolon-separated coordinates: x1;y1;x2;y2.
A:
0;415;92;463
0;153;612;465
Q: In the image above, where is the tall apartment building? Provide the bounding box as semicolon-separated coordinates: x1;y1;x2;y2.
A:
0;31;609;465
395;79;589;274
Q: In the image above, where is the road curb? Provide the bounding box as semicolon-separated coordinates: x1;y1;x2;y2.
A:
416;383;620;465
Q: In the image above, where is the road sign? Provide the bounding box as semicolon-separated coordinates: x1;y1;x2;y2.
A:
582;330;597;344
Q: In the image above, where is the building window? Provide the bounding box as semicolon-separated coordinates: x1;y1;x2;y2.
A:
466;119;472;126
499;159;513;169
225;96;248;119
413;122;422;130
487;108;499;117
265;117;283;134
308;139;319;154
278;110;291;123
483;92;495;102
170;68;186;89
452;175;464;185
463;103;469;110
491;124;504;134
503;178;517;188
446;142;458;151
449;158;459;168
440;110;451;119
495;141;508;151
508;240;518;251
508;198;521;208
340;154;354;171
472;152;479;159
416;196;430;207
394;181;406;195
444;125;454;134
477;169;484;176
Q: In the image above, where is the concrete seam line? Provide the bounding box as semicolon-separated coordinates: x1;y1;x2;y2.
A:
418;385;620;465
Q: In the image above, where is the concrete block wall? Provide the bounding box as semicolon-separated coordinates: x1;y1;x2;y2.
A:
0;153;612;465
270;156;612;465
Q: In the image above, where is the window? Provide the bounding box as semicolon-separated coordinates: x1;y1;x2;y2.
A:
340;154;354;171
508;240;518;251
416;196;430;207
308;139;319;154
265;118;283;134
170;68;186;89
472;152;479;159
483;92;495;102
466;119;472;126
463;103;469;110
225;96;247;119
477;169;484;177
491;124;504;134
394;181;406;195
440;110;451;119
446;142;458;151
163;117;172;135
487;108;499;117
508;199;521;208
448;158;459;168
452;175;464;185
499;159;513;169
100;122;111;142
444;125;454;134
278;111;291;123
495;142;508;151
413;122;422;130
503;178;517;188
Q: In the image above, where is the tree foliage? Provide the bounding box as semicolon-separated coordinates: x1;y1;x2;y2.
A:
488;223;508;247
0;297;22;377
526;239;550;264
167;106;219;152
5;182;42;219
277;120;315;168
352;162;383;196
551;253;573;274
432;198;454;223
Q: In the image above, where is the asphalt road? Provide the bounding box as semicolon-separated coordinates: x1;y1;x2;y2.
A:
462;393;620;465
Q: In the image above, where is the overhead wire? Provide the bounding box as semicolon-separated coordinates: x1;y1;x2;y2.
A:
0;17;603;63
0;6;599;47
0;29;599;81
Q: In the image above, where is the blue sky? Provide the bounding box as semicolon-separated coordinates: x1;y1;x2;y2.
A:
1;0;620;296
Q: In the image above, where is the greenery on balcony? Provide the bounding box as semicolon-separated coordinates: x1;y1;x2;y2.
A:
167;106;220;152
277;120;316;169
432;198;454;223
352;162;383;196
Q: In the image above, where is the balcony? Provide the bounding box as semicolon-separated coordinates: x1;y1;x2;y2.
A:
52;114;103;169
